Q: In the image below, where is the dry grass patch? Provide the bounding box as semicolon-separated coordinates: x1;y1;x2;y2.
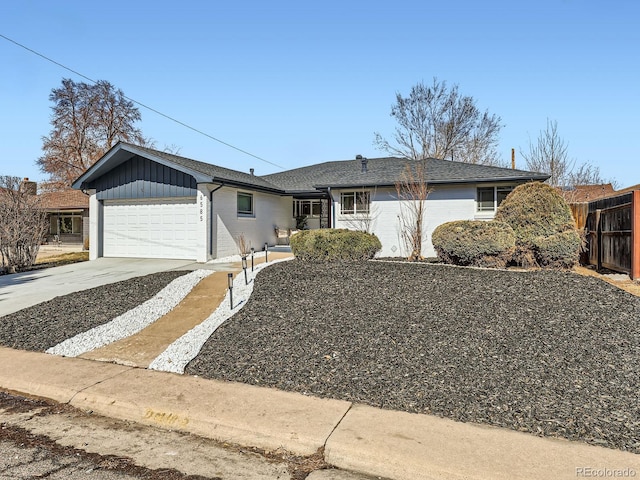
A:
34;251;89;268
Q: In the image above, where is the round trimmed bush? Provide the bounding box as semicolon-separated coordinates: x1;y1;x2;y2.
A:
494;182;575;245
494;182;579;268
532;231;582;269
290;229;382;261
432;220;516;268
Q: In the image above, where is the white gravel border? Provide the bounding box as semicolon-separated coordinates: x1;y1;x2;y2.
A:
46;270;213;358
149;257;294;374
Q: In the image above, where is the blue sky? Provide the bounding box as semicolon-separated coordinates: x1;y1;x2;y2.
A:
1;0;638;186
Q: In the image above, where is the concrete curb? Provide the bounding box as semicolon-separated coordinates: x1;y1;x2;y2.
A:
70;367;351;456
0;347;349;456
0;348;132;404
0;347;638;480
325;403;640;480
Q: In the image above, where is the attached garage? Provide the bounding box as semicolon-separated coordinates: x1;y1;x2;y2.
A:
103;198;198;260
73;142;291;263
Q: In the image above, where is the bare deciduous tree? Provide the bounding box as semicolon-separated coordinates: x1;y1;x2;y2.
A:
374;78;503;165
0;177;48;273
520;119;572;187
567;162;612;188
376;79;502;258
236;233;251;256
520;119;612;188
395;162;431;261
38;78;147;189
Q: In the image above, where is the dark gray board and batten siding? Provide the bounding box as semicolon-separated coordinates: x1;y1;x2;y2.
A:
88;155;198;200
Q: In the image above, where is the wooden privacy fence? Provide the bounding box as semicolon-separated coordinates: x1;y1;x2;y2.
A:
570;203;589;229
584;190;640;279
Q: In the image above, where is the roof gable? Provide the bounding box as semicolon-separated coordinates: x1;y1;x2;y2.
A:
72;142;283;193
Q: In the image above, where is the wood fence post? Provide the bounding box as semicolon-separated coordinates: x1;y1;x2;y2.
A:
632;190;640;280
595;209;602;271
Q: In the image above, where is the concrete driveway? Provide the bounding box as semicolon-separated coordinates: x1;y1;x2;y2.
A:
0;258;198;317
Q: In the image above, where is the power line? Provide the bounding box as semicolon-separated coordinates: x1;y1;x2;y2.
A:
0;33;285;170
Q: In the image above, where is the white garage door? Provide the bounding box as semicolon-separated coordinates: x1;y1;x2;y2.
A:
103;198;199;260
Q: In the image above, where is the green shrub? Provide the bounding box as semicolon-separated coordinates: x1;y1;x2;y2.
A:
532;231;581;269
494;182;579;268
494;182;575;246
290;229;382;261
432;220;515;268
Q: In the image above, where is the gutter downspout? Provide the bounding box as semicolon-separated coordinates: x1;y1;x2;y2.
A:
209;183;225;256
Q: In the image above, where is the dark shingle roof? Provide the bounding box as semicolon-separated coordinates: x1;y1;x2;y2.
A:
74;143;550;195
129;144;283;192
263;157;549;193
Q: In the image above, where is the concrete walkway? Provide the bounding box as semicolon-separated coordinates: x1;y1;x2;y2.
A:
80;271;238;367
79;252;292;368
0;258;198;316
0;347;638;480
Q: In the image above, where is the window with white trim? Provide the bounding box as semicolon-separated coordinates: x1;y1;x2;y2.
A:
237;192;254;216
340;191;370;214
293;199;321;217
477;186;514;212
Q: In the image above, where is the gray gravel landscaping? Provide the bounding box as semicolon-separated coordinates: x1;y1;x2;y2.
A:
0;271;187;351
1;260;638;454
186;261;640;454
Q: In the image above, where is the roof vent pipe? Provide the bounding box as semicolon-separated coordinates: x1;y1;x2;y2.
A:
250;168;255;176
357;155;368;173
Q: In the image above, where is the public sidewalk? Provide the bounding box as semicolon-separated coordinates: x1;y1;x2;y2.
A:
0;347;638;480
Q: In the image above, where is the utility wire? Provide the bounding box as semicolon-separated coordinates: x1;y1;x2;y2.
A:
0;33;285;170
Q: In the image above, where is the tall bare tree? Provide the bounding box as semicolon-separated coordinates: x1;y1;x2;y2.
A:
374;78;503;165
376;79;503;260
37;79;147;189
520;119;571;187
521;119;610;188
0;176;48;273
395;162;431;261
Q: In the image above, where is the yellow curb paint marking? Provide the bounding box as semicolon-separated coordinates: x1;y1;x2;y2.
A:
143;408;189;427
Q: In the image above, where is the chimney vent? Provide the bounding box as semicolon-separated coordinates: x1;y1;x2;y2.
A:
250;168;255;176
360;156;368;173
20;178;37;195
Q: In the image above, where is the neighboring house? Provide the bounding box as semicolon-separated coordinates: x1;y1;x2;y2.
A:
559;183;616;203
72;142;549;261
615;183;640;195
39;188;90;247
